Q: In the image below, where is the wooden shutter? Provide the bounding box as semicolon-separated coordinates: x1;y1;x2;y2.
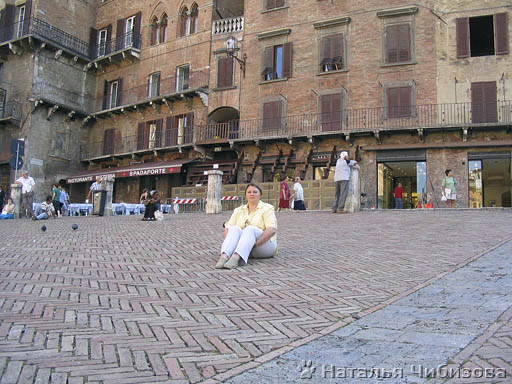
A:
320;94;331;131
116;18;125;50
399;86;411;117
143;122;150;148
89;28;98;59
320;36;331;70
106;24;112;54
165;116;175;146
386;25;398;63
484;81;497;123
137;122;145;150
155;118;163;147
184;113;194;143
456;17;470;58
133;11;142;48
262;46;274;80
102;80;109;110
332;34;343;67
263;102;273;132
217;57;233;88
116;78;123;106
22;0;32;35
471;82;484;124
283;42;293;78
398;24;410;62
5;4;15;40
495;13;509;55
103;129;115;155
387;88;399;118
275;0;285;8
266;0;276;10
332;93;342;129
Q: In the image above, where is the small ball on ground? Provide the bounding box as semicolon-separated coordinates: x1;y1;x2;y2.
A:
72;223;78;230
41;225;47;232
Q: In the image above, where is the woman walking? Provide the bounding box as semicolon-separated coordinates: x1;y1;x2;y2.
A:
278;176;291;212
442;169;457;208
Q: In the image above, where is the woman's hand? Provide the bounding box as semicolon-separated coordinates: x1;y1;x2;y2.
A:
255;227;276;247
224;227;229;238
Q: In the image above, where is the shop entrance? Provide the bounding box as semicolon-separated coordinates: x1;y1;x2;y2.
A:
377;161;427;209
469;152;511;208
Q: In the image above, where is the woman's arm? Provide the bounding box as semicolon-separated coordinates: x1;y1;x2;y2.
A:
255;227;276;247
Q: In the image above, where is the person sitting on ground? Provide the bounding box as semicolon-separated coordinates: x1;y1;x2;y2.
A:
216;183;277;270
0;198;15;219
33;195;55;220
142;190;160;221
139;188;148;204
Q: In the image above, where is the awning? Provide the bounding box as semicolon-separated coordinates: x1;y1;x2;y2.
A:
66;159;195;184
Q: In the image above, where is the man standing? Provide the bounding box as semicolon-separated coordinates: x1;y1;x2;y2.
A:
86;176;102;202
15;170;36;218
393;182;404;209
332;151;357;214
292;177;306;211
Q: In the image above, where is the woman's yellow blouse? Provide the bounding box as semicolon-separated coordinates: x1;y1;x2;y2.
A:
225;201;277;242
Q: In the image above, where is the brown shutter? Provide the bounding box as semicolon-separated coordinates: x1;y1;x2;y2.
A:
155;118;163;147
133;11;142;48
184;112;194;143
262;46;274;79
22;0;32;35
266;0;276;10
4;4;15;40
399;24;410;62
283;42;293;78
116;18;125;50
484;81;497;123
320;94;331;131
263;102;272;132
165;116;174;146
224;57;233;87
399;86;411;117
102;80;109;110
217;57;226;88
332;93;342;129
143;122;150;148
117;77;123;106
0;8;6;42
471;82;484;123
387;88;399;118
386;25;398;63
89;28;98;59
320;36;331;70
106;24;112;54
495;13;509;55
137;122;145;150
275;0;285;8
332;34;343;67
103;129;114;155
456;17;470;58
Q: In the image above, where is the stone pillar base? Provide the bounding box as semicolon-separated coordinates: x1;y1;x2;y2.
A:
10;184;22;219
345;165;360;213
206;170;223;214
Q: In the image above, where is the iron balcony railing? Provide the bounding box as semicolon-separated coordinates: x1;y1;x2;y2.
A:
32;82;91;113
0;88;22;121
94;69;209;113
90;30;141;60
0;18;90;58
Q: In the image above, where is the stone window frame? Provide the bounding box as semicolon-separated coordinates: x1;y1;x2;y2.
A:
314;17;350;75
317;88;349;130
378;7;418;67
259;95;287;133
381;80;417;119
214;51;236;91
262;0;288;14
52;130;69;157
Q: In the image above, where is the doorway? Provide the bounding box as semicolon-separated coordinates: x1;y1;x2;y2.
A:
469;154;511;207
377;161;427;209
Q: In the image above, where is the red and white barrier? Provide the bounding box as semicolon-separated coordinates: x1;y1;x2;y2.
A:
221;196;239;201
172;199;197;204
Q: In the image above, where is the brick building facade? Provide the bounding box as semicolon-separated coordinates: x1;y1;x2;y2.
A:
0;0;510;208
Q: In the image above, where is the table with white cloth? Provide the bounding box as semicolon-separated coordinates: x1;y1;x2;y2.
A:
68;203;93;216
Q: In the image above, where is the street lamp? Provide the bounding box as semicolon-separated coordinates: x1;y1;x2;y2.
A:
226;36;246;78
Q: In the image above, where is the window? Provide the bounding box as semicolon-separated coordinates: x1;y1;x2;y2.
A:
103;129;115;155
320;34;343;72
385;24;411;64
262;100;283;133
125;16;135;47
176;65;189;92
457;14;509;58
262;43;292;81
217;57;234;88
98;29;107;57
164;113;194;145
55;132;67;152
179;7;188;37
387;86;412;118
160;14;168;43
16;5;25;38
150;16;159;45
103;79;122;109
190;4;198;34
471;82;497;123
265;0;285;11
319;92;343;131
148;72;160;98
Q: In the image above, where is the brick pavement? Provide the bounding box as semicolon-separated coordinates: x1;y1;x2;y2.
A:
0;210;511;383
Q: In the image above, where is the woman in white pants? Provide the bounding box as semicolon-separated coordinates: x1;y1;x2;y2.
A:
216;184;277;269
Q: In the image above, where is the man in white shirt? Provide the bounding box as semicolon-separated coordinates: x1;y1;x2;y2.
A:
86;176;102;202
15;170;36;218
292;177;306;211
332;151;357;214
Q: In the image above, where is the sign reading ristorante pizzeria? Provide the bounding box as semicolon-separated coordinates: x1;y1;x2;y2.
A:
66;166;180;183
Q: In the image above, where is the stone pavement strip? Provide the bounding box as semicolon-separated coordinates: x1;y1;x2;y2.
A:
227;238;512;384
0;210;511;383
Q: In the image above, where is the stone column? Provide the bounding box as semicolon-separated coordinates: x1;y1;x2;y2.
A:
206;170;223;214
101;175;114;216
10;184;22;219
344;164;360;213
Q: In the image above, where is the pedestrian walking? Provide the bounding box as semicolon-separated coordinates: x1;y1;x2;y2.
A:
442;169;457;208
52;184;62;217
59;185;69;216
394;182;404;209
292;177;306;211
278;176;291;212
15;170;36;218
332;151;357;214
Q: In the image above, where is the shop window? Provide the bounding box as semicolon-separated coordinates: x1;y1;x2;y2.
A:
471;81;497;123
319;34;344;72
386;86;412;118
265;0;285;11
262;100;283;133
319;92;343;131
261;43;292;81
457;13;509;58
176;65;190;92
385;24;411;64
147;72;160;98
217;57;234;88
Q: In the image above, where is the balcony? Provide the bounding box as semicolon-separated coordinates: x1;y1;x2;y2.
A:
88;31;141;67
0;88;22;125
0;18;90;61
32;82;90;116
92;69;209;116
212;17;244;35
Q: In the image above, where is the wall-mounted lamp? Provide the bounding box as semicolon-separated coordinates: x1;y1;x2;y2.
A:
226;36;246;78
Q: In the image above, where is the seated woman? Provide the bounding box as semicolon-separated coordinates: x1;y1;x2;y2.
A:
0;198;15;219
216;184;277;270
33;195;55;220
142;190;160;221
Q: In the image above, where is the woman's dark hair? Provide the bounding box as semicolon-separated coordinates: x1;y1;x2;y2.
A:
445;169;451;176
46;195;52;202
245;183;262;195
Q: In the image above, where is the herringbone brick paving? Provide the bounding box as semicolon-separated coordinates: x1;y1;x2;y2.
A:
0;210;511;383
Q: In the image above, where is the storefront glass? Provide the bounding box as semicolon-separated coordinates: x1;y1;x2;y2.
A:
468;155;511;207
377;161;427;209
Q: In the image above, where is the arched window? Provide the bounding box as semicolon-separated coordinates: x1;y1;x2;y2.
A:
190;3;198;34
160;13;168;43
150;16;159;45
179;7;188;37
